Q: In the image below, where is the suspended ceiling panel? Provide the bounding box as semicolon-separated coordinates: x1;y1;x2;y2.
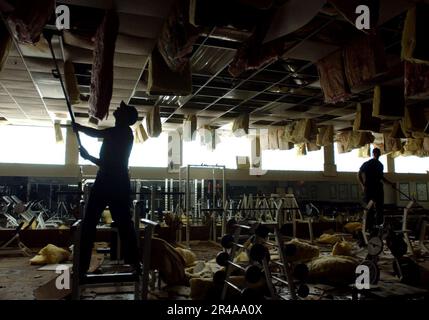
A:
0;42;52;126
0;0;427;135
0;0;174;127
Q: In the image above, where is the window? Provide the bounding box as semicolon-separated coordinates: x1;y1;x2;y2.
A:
262;147;324;171
394;156;429;174
129;133;168;167
334;143;387;172
183;132;324;171
182;133;251;169
0;125;65;164
79;131;168;167
78;133;102;165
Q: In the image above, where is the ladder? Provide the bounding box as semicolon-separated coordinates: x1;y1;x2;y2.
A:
71;200;157;300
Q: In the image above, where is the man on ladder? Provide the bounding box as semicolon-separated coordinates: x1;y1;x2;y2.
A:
357;148;390;235
73;101;139;277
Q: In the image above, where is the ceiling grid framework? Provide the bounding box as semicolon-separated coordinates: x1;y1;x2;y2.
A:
0;0;427;136
125;3;418;133
0;0;175;127
0;44;52;126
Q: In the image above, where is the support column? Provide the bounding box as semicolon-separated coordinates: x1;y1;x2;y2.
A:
386;154;395;173
385;154;396;205
323;143;337;177
65;126;79;166
167;131;182;173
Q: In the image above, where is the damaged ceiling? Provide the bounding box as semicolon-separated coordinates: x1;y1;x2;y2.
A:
0;0;174;127
0;0;428;136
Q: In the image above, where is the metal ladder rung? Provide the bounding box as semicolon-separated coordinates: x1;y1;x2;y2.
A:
224;280;242;292
272;260;284;267
82;272;139;285
271;275;289;286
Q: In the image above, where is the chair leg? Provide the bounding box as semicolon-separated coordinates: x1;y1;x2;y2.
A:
403;232;414;256
362;210;368;245
149;270;156;290
419;221;429;253
18;241;33;256
308;220;314;243
134;271;142;301
292;215;297;238
71;219;83;300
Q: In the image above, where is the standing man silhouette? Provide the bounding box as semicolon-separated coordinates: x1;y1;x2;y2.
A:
73;101;139;274
357;147;386;232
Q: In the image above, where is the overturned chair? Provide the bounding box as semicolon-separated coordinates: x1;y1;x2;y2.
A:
0;216;35;257
71;200;157;300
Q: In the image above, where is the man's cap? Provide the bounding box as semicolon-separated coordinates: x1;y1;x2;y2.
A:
119;101;138;126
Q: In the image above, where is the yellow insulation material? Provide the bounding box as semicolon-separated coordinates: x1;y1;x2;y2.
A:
358;144;371;158
317;233;341;245
175;247;197;267
232;113;249;137
146;105;162;138
316;125;333;147
102;210;113;224
402;6;417;63
285;238;320;263
384;133;403;153
401;5;429;65
403;138;423;155
306;142;321;152
292;119;317;144
344;222;362;234
30;244;71;265
278;128;294;150
283;123;296;143
268;127;279;150
29;255;47;265
233;251;249;263
64;60;81;105
307;255;360;286
332;240;353;256
185;261;218;279
296;143;307;156
135;123;149;143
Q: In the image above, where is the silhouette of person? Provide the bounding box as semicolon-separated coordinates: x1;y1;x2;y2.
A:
73;101;139;274
357;147;387;231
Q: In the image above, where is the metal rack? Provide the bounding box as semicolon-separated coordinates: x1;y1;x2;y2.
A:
179;165;226;247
